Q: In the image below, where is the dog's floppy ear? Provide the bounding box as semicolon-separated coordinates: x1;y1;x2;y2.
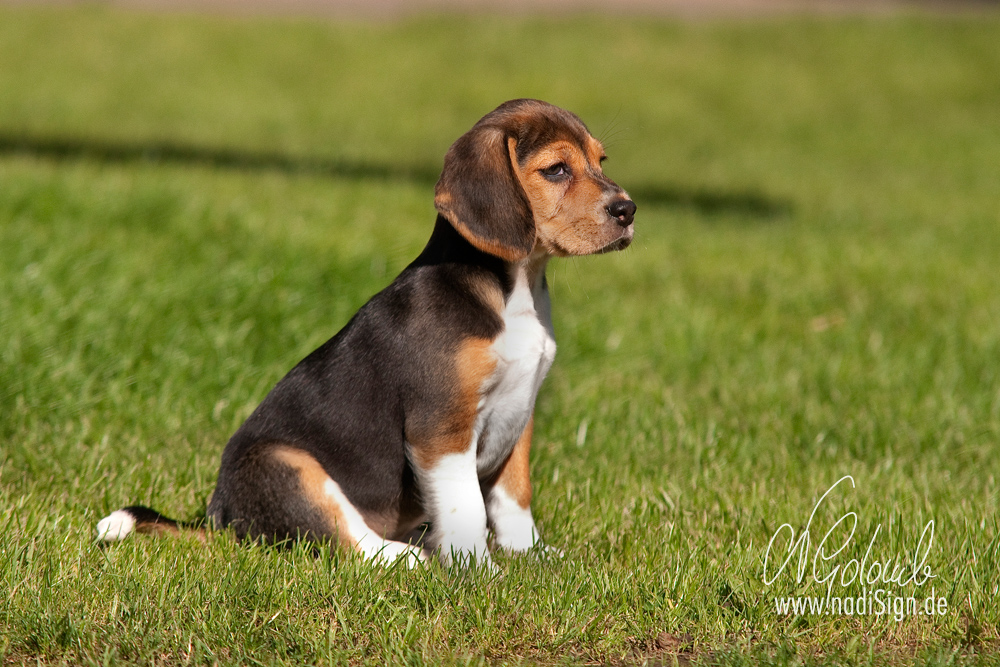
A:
434;121;535;263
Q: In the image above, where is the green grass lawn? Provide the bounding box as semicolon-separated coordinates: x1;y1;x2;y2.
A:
2;5;999;665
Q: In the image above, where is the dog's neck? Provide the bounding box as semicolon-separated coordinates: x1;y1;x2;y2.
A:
410;215;551;295
411;215;507;271
521;244;550;275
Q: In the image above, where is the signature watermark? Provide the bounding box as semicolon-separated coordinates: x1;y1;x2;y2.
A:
763;475;946;618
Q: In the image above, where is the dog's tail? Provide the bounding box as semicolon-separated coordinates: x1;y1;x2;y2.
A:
96;505;206;542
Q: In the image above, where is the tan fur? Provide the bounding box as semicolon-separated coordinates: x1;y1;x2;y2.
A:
451;219;529;263
134;522;182;538
507;137;625;256
408;337;497;470
493;416;534;509
133;516;208;543
271;446;350;544
466;273;505;315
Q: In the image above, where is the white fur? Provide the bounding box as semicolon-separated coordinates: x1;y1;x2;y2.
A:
475;257;556;477
415;256;556;565
486;485;541;551
475;258;554;551
421;445;492;566
322;478;424;567
96;510;136;542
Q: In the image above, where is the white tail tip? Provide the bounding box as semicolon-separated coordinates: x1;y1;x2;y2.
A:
96;510;136;542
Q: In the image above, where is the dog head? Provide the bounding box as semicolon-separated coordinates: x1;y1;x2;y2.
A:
435;99;636;263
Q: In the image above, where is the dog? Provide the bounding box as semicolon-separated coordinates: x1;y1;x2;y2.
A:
97;99;636;567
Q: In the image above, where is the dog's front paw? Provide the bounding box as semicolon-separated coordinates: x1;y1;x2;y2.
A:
494;532;539;553
492;519;549;554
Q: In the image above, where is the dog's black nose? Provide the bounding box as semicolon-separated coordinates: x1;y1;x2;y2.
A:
606;199;636;227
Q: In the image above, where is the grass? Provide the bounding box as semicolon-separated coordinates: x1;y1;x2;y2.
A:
1;5;999;665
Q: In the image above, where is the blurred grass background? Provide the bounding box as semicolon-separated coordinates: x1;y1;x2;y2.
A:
1;4;999;665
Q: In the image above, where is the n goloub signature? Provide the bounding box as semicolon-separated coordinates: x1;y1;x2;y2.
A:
763;475;936;591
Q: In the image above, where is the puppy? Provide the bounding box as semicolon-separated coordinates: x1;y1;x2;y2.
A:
97;99;636;567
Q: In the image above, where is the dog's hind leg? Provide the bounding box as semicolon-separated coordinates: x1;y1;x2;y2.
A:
209;445;425;566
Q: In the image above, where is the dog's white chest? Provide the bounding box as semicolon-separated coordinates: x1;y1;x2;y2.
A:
475;264;556;476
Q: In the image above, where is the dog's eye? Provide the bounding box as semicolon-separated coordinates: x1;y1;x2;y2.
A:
540;163;570;180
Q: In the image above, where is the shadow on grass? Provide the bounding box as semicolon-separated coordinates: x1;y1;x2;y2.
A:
0;131;441;183
632;184;791;219
0;131;791;219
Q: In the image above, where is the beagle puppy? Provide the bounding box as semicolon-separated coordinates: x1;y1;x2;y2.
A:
97;99;636;566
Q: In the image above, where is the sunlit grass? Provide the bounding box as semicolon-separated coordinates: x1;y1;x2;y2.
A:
1;5;999;665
